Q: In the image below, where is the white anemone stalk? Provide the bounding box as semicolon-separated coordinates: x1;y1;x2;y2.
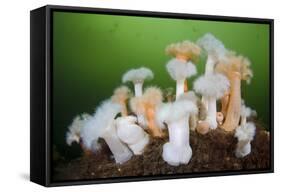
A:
156;99;198;166
177;91;199;131
122;67;154;97
166;58;197;99
115;116;149;155
81;100;132;164
194;73;230;129
66;113;91;146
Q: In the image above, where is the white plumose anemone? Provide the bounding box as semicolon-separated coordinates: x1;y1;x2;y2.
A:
194;73;230;129
81;100;132;164
66;113;91;146
240;101;257;126
197;33;227;75
234;101;257;158
122;67;154;97
156;99;198;166
235;122;256;158
166;58;197;99
115;116;149;155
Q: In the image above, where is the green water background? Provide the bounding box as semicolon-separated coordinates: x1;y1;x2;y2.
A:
53;12;270;158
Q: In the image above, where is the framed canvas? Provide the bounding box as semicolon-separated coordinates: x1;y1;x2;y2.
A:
30;5;274;187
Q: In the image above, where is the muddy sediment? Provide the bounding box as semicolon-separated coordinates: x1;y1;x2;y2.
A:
53;124;270;182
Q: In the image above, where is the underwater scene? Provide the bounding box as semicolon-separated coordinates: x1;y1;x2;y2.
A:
52;11;271;182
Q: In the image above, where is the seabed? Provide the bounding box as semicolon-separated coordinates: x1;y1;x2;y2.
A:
53;121;270;181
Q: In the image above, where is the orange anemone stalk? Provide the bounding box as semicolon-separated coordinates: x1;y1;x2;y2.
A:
215;53;253;132
142;87;164;137
130;87;164;137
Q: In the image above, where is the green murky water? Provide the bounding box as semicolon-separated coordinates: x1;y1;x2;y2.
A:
52;11;270;158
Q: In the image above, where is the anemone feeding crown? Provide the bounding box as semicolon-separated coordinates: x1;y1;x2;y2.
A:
240;100;257;118
241;104;252;118
122;67;154;84
197;33;227;60
142;87;163;106
177;91;199;104
166;40;201;61
194;73;230;99
157;99;198;124
166;59;197;81
235;122;256;141
122;67;154;97
111;86;131;101
66;113;91;146
80;100;122;151
216;52;253;84
130;87;163;114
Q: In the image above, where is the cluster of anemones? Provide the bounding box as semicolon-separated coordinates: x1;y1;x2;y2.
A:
66;33;257;166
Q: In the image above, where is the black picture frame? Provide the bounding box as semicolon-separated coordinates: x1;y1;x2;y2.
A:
30;4;274;187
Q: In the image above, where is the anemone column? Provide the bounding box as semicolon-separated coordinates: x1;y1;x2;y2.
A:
221;91;230;116
157;99;197;166
177;91;200;131
116;116;149;155
102;121;133;164
221;71;241;131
